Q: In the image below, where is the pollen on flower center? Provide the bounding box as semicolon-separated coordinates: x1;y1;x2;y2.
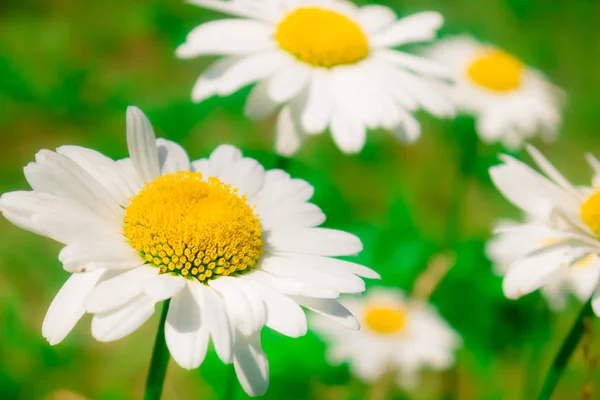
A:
364;306;408;334
123;171;263;282
274;7;369;68
580;191;600;238
466;49;524;92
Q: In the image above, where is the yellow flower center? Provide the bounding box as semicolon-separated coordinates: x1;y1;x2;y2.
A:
274;7;369;68
466;49;524;92
364;306;408;334
581;191;600;238
123;171;263;282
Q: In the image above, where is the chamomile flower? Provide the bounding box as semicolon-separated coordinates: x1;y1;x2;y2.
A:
312;287;461;388
486;218;600;310
176;0;455;155
0;106;379;397
490;145;600;314
426;35;564;150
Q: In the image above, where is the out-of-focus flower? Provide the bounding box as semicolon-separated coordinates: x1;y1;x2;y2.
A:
426;35;564;150
490;145;600;314
487;218;600;310
312;287;461;388
0;106;379;397
176;0;454;155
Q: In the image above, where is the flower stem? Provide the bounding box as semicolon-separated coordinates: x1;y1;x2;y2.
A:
144;300;171;400
536;299;594;400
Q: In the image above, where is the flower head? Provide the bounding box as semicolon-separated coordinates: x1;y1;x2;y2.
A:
490;145;600;314
487;218;600;310
176;0;454;155
0;106;379;396
426;36;564;149
312;287;461;388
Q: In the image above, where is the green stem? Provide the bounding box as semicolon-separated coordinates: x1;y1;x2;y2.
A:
144;300;171;400
536;299;594;400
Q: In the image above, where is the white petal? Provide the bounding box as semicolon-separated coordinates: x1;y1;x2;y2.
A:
259;255;365;294
526;145;581;200
176;19;274;58
126;106;160;183
291;296;359;330
375;49;452;79
193;284;234;364
372;11;443;47
156;139;191;174
503;248;573;299
253;178;314;210
217;52;291;96
356;5;397;33
489;156;570;219
91;294;155;342
142;273;186;302
218;157;265;198
192;56;242;103
209;277;265;335
390;108;422;143
244;270;339;298
275;105;304;157
245;280;307;338
330;109;367;154
233;331;269;397
301;69;334;134
259;202;325;229
209;144;243;175
267;63;311;103
85;266;157;313
245;79;280;121
42;270;105;345
57;146;135;207
277;254;380;279
0;191;118;244
165;284;209;369
187;0;275;21
25;151;123;222
59;241;143;273
266;228;363;256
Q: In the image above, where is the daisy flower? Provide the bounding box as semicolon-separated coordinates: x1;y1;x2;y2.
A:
486;218;600;311
176;0;455;155
489;145;600;314
426;35;564;150
0;106;379;396
312;287;461;388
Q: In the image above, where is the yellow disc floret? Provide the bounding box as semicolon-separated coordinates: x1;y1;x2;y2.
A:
123;171;263;283
364;306;408;334
275;7;369;68
466;49;524;92
581;190;600;238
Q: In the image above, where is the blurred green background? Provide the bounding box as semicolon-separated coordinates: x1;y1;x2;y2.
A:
2;0;600;399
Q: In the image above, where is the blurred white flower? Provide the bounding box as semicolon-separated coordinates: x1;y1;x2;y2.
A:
426;35;564;150
486;218;600;310
312;287;461;388
490;145;600;314
176;0;455;155
0;106;379;397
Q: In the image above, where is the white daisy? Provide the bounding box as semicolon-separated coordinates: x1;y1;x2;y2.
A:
176;0;455;155
426;35;564;150
312;287;461;389
486;218;600;311
0;106;379;397
489;145;600;315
